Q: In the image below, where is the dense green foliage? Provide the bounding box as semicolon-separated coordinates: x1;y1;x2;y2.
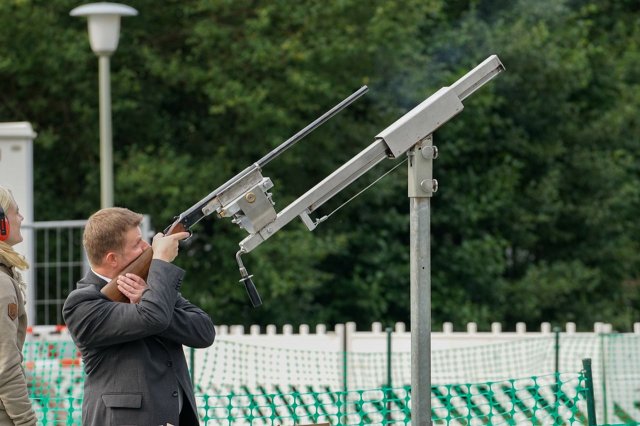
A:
1;0;639;331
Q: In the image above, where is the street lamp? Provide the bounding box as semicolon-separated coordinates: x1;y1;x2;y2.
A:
70;2;138;208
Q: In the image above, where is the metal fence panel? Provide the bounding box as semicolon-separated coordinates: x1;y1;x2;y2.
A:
22;216;151;325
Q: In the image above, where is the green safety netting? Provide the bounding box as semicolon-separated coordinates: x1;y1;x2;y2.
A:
196;375;588;425
28;378;587;425
23;338;598;425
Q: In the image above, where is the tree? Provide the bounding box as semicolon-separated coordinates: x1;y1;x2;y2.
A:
2;0;640;331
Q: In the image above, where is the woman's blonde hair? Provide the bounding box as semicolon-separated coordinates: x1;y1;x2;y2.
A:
0;185;29;270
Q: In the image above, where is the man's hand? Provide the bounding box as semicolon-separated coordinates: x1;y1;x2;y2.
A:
117;273;148;304
151;231;190;263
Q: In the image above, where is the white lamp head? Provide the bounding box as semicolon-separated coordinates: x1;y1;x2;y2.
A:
70;2;138;56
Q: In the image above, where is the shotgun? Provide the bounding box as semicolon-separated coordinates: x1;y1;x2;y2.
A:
100;86;369;306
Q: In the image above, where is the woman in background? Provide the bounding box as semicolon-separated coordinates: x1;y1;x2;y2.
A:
0;186;36;426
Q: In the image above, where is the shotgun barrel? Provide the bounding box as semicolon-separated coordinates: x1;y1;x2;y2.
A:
100;86;368;303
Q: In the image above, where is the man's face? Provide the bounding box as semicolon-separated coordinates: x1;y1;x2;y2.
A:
117;226;150;267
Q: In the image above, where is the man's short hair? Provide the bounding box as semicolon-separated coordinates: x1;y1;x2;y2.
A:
83;207;144;266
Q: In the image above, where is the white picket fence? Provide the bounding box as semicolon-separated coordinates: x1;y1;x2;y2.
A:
28;320;621;352
25;321;640;424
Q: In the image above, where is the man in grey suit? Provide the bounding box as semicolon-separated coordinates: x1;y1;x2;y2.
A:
63;207;216;426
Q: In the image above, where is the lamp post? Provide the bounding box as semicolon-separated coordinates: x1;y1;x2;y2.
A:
70;2;138;208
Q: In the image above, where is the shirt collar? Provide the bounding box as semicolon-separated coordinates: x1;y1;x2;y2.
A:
91;269;111;283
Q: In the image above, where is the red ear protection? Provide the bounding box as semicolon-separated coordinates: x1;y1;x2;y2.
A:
0;207;9;241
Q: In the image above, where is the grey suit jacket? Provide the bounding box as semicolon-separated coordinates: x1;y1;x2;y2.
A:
62;260;215;426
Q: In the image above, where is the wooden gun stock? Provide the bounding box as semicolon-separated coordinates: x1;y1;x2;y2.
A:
100;221;189;302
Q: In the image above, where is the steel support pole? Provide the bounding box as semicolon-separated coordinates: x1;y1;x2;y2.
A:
408;135;436;425
98;54;114;208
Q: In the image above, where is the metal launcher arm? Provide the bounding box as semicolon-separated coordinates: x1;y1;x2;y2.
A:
233;55;505;254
